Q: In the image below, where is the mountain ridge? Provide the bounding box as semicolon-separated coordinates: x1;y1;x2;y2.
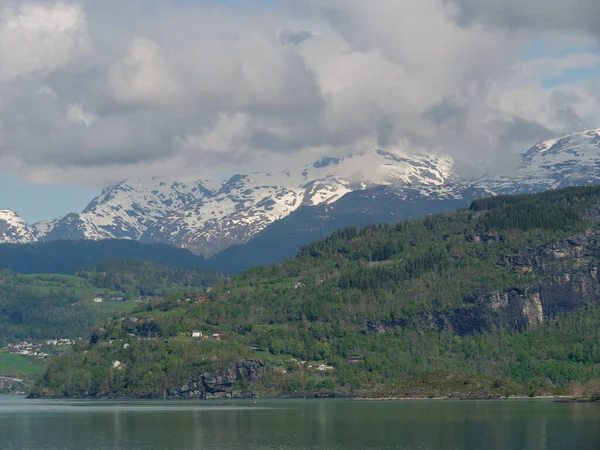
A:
3;129;600;256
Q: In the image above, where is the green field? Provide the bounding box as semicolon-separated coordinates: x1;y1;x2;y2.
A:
12;273;122;301
19;273;85;284
0;351;46;376
87;301;140;314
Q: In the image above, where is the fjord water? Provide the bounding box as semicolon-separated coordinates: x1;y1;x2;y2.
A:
1;395;599;450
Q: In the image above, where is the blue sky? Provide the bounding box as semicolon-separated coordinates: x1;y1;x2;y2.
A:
0;176;98;223
525;38;600;88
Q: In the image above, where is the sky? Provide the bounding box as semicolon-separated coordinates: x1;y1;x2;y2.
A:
2;0;600;223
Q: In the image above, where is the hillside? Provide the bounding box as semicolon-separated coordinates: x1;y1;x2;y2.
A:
208;185;470;273
0;239;207;274
31;186;600;399
0;260;222;345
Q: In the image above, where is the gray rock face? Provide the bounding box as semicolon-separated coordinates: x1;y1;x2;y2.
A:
166;360;268;399
367;228;600;336
0;376;24;392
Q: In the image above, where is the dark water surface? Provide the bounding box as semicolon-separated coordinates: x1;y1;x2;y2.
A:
1;395;599;449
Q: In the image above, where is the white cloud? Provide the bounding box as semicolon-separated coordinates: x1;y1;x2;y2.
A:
0;1;89;81
0;0;600;187
108;37;183;109
65;102;95;126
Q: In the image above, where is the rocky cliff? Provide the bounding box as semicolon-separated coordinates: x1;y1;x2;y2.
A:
161;360;267;400
368;228;600;336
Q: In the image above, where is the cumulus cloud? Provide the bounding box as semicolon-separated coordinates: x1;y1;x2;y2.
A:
108;37;183;109
0;1;88;81
1;0;600;187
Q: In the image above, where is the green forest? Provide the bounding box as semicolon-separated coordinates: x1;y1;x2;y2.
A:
0;239;208;274
27;186;600;399
0;260;222;344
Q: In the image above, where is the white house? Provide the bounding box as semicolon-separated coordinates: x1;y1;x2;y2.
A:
93;297;103;303
191;331;202;338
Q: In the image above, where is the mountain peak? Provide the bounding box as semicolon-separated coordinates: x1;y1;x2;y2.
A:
0;210;38;244
3;128;600;254
524;127;600;158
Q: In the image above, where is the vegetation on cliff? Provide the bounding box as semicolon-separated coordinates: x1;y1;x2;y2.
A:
30;186;600;399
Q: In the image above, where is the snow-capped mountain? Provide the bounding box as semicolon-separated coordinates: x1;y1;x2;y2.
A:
141;149;455;254
35;178;213;242
475;128;600;195
0;210;38;244
3;128;600;255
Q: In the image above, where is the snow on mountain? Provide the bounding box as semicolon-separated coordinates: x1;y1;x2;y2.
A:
4;128;600;255
35;177;214;242
140;148;456;255
474;128;600;195
0;210;38;244
520;128;600;184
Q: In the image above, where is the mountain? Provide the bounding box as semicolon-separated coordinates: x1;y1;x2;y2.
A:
3;128;600;260
30;186;600;399
207;129;600;269
476;128;600;195
29;148;456;256
35;178;213;241
0;210;38;244
140;150;454;255
207;185;473;273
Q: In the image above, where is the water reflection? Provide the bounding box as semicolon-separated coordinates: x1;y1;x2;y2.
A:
1;396;599;450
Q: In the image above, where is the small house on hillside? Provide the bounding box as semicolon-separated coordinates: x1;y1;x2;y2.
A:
211;333;223;340
93;296;104;303
191;331;203;338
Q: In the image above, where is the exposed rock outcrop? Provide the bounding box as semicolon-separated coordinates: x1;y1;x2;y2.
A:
368;229;600;336
0;376;25;392
166;360;268;399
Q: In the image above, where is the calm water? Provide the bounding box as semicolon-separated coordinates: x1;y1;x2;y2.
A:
1;395;599;450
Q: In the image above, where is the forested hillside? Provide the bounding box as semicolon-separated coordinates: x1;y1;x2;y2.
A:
31;187;600;399
0;240;207;274
208;187;468;273
0;261;221;344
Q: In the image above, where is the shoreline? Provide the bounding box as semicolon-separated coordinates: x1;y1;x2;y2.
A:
354;395;576;401
19;393;592;402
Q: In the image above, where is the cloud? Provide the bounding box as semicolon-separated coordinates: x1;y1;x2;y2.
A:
66;102;95;126
0;1;89;81
108;37;183;109
451;0;600;36
1;0;600;187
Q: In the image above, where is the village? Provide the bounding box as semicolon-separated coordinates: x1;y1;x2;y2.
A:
2;338;79;360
